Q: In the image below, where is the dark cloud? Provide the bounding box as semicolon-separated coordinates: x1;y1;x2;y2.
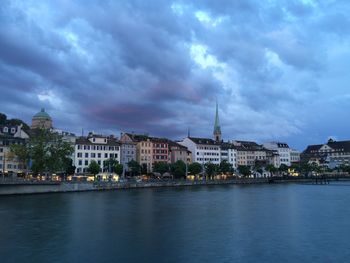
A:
1;0;350;150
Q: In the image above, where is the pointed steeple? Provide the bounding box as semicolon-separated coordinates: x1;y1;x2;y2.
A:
213;100;221;142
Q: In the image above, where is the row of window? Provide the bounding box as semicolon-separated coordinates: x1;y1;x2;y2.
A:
197;146;219;150
77;145;119;151
77;152;118;159
154;155;167;160
0;164;25;169
153;144;167;148
197;158;220;162
196;152;220;156
2;127;16;133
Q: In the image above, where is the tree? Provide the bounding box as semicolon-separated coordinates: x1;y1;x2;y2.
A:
205;162;219;178
238;165;251;177
64;158;76;176
103;158;118;172
141;163;148;174
220;160;232;174
88;161;100;175
0;113;7;124
279;164;289;174
9;129;74;176
170;160;186;179
153;162;169;174
9;144;29;170
115;163;123;175
128;160;141;176
188;162;202;175
266;164;277;176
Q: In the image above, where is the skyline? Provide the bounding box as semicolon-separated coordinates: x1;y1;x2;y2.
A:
1;1;350;150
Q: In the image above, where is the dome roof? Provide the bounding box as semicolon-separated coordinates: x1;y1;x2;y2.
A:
33;108;51;120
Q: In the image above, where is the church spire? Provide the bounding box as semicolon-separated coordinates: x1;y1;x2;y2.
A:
213;100;221;142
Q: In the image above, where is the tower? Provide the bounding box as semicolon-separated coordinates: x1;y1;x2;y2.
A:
31;108;53;129
213;101;221;142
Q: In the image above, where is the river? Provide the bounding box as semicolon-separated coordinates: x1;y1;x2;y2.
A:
1;183;350;262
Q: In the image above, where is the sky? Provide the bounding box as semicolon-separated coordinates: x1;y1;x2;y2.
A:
1;0;350;150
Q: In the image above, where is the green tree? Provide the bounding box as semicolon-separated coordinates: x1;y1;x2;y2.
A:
128;160;141;176
0;113;7;124
153;162;169;174
188;162;202;175
279;164;289;173
170;160;186;179
64;158;76;176
220;160;232;174
141;163;148;174
9;144;29;170
238;165;251;177
10;129;73;175
205;162;219;178
103;158;118;172
266;164;277;176
88;160;100;175
115;163;123;175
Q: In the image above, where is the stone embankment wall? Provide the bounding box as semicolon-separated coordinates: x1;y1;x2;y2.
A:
0;179;269;195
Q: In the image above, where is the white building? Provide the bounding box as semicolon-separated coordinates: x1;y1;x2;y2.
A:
290;149;301;164
179;137;221;165
74;133;121;174
263;142;291;166
220;142;237;169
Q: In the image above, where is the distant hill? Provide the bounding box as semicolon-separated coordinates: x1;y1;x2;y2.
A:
0;113;30;132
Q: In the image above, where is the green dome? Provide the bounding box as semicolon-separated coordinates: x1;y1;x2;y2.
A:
33;108;51;120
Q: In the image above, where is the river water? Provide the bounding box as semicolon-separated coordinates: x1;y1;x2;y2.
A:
1;183;350;263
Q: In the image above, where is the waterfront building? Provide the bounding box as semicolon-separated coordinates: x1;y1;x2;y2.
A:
220;142;237;169
0;124;29;177
263;142;291;166
290;149;301;165
168;141;192;164
122;133;153;172
119;133;137;171
74;132;121;174
152;137;169;164
301;139;350;169
232;141;278;168
179;137;221;165
31;108;53;129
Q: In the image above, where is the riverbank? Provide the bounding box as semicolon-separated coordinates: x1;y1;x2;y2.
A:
1;176;349;196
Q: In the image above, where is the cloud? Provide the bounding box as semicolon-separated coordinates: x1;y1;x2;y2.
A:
1;0;350;150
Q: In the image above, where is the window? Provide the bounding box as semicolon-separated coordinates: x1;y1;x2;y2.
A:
104;153;108;158
0;148;2;153
77;152;82;158
85;160;88;166
85;153;89;158
98;153;101;158
78;160;82;165
91;153;96;158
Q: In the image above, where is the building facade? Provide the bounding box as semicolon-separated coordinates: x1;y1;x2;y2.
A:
119;133;137;171
168;141;192;164
0;124;29;177
301;139;350;168
179;137;221;165
74;133;121;174
263;142;291;166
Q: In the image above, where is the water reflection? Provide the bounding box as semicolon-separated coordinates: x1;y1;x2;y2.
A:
1;184;350;262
